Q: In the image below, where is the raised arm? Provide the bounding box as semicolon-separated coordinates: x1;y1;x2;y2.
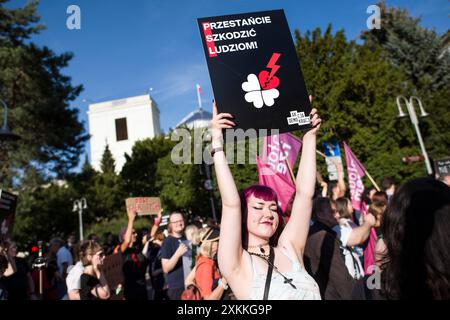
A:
279;102;321;257
211;102;243;280
120;209;136;252
333;158;346;198
317;171;328;198
150;209;163;239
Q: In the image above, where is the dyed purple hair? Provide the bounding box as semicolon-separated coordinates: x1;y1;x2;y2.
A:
240;184;284;249
242;185;278;204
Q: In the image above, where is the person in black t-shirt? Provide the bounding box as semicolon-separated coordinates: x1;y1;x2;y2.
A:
118;209;149;300
147;230;167;300
0;240;37;300
79;241;110;300
0;247;13;300
161;212;187;300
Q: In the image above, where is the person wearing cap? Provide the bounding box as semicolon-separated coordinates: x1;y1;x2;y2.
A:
189;227;228;300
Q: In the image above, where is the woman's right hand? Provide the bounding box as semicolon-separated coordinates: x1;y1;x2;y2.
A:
211;100;235;143
175;242;188;258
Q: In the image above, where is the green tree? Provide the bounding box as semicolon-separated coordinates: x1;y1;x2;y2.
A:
0;0;88;187
361;2;450;171
121;135;176;196
14;179;76;245
294;25;426;184
72;149;125;224
100;144;115;173
361;2;449;91
156;152;210;215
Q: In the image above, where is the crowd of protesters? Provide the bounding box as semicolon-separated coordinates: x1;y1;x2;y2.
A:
1;104;449;300
1;173;449;301
0;210;225;301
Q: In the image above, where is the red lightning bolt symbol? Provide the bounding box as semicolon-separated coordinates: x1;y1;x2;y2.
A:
267;53;281;79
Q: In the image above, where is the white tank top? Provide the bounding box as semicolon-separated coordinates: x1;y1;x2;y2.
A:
247;249;321;300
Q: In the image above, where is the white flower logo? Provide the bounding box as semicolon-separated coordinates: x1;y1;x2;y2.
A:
241;74;279;109
241;53;282;109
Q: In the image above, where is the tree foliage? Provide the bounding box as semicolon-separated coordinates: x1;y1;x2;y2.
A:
361;2;449;91
121;135;176;197
0;0;88;188
361;2;450;166
100;144;115;174
294;18;449;185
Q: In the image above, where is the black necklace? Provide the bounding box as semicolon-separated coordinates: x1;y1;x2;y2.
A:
248;246;297;289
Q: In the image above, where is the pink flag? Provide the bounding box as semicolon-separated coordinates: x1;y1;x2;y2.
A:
364;228;378;275
343;142;366;211
358;202;377;275
257;156;295;213
344;143;377;273
261;133;302;183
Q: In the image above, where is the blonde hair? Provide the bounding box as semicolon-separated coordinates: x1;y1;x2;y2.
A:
193;227;219;259
81;241;102;266
185;224;199;242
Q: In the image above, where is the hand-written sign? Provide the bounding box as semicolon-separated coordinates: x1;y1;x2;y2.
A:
197;10;312;138
125;197;161;216
435;157;450;179
0;190;18;240
103;253;124;290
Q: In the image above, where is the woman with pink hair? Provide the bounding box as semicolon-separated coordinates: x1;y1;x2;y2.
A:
211;99;322;300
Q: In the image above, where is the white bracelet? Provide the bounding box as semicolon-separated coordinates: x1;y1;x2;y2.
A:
218;279;228;290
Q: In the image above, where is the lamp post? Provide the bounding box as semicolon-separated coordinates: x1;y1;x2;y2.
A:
73;197;87;241
396;95;432;175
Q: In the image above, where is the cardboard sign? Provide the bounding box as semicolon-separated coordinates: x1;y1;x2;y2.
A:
435;157;450;179
198;10;312;138
102;253;124;290
125;197;161;216
323;141;343;181
0;189;18;240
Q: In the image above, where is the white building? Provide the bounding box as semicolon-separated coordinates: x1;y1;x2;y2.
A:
87;94;161;172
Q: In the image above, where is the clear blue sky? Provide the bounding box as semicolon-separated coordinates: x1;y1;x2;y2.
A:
7;0;449;169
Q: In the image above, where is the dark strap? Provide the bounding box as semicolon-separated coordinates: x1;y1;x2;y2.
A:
346;246;362;278
263;246;275;300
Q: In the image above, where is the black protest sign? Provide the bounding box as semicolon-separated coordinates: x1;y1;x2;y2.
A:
434;157;450;179
0;189;18;240
198;10;312;138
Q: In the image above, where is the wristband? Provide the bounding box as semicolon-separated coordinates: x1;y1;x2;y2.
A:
154;217;161;226
211;146;224;157
218;279;228;290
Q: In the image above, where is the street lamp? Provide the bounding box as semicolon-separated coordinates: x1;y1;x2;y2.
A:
72;197;87;241
396;95;432;175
